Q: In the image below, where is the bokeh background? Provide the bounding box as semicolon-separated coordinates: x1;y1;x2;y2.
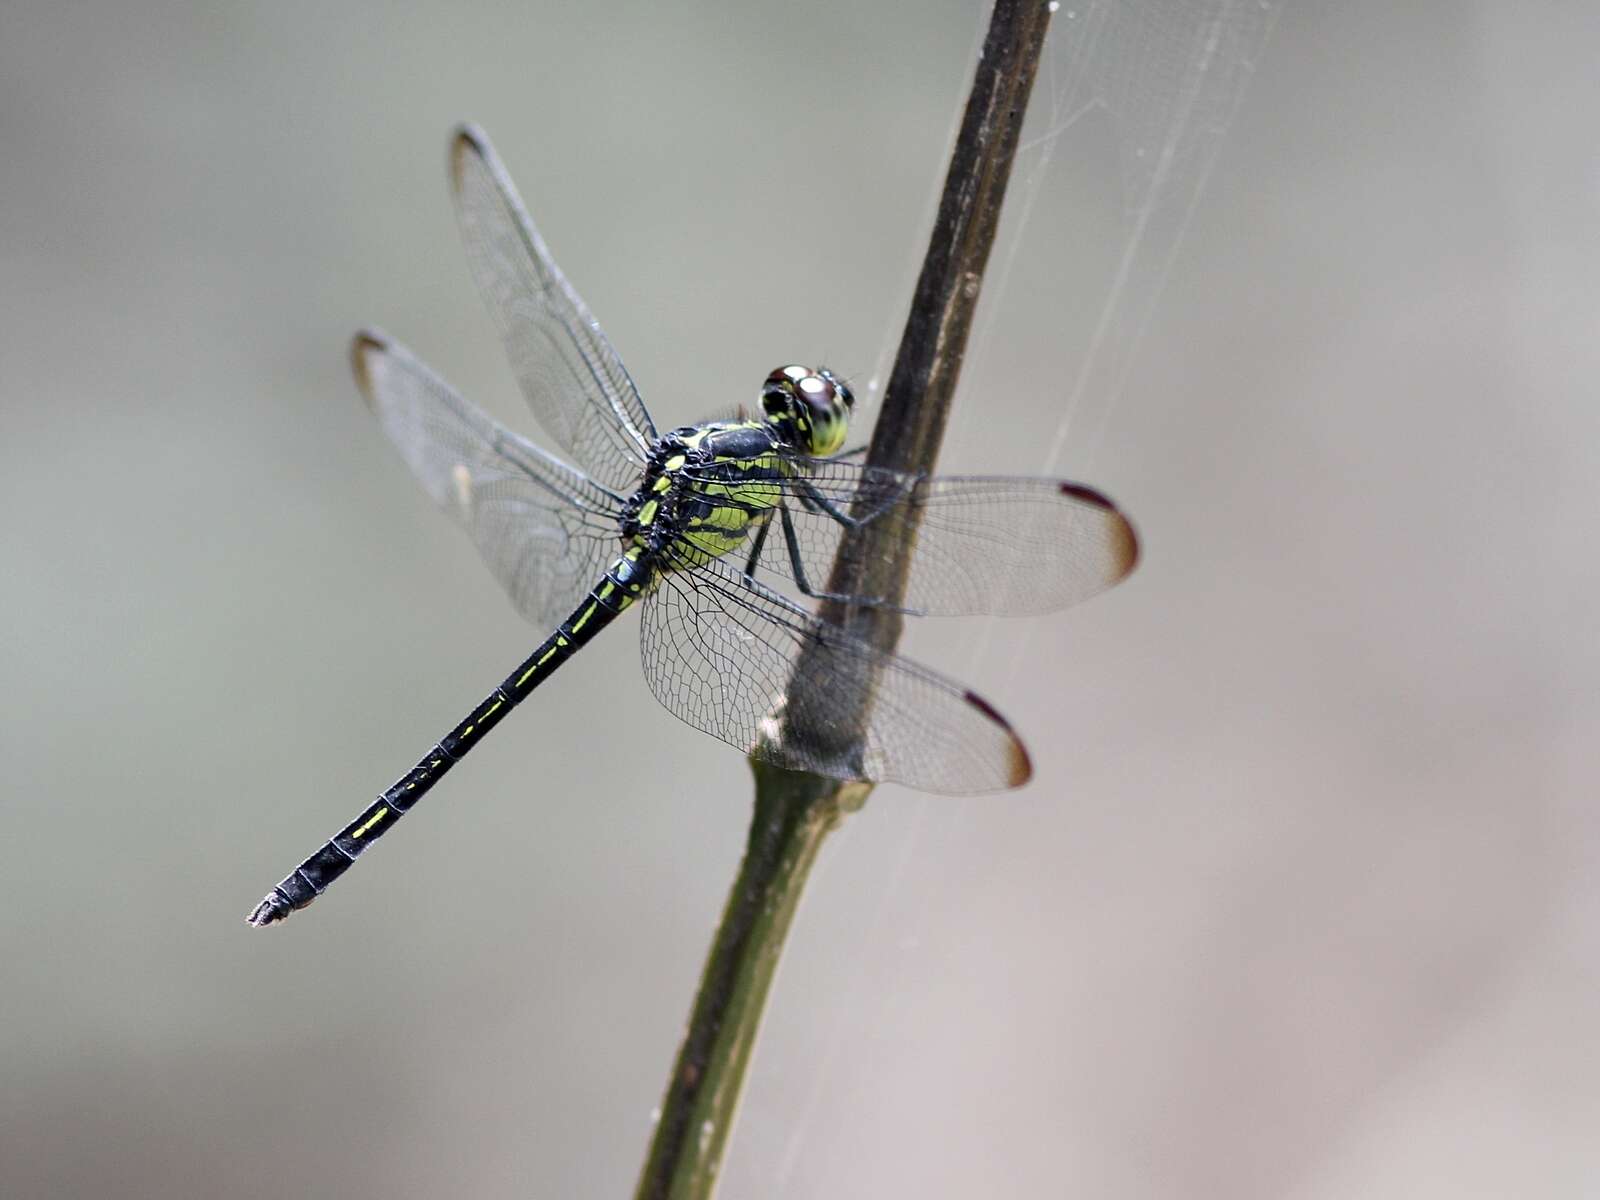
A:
3;2;1597;1197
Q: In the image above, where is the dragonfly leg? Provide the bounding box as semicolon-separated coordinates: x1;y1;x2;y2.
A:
779;503;815;591
741;510;773;583
777;501;925;615
792;475;865;528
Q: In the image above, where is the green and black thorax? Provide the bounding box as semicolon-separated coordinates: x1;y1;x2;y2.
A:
619;365;855;571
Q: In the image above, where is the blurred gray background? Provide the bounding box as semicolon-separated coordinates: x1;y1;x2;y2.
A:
3;1;1597;1197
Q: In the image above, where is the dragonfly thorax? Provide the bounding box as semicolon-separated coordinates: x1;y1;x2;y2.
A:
619;419;793;569
760;365;853;457
614;367;852;568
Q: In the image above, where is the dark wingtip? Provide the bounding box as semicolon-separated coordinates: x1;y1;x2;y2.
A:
1058;481;1115;509
452;121;489;153
246;892;292;928
1008;737;1034;788
1059;481;1141;583
449;122;491;192
964;690;1034;789
349;327;390;408
1112;512;1140;580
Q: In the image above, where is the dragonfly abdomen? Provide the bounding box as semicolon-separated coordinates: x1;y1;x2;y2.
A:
247;550;651;926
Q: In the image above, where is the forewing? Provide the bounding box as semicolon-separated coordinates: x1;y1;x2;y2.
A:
742;459;1139;616
639;556;1031;795
352;329;621;630
450;124;656;492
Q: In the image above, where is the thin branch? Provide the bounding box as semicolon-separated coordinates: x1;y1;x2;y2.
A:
634;4;1051;1196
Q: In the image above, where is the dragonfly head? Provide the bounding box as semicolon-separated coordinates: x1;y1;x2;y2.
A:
761;365;854;457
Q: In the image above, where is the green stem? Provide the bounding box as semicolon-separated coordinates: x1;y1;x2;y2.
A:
635;3;1049;1196
634;766;867;1200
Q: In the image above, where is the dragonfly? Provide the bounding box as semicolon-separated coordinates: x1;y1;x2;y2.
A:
247;124;1139;927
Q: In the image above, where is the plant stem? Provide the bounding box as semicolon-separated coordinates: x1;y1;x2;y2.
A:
633;767;868;1200
634;4;1050;1196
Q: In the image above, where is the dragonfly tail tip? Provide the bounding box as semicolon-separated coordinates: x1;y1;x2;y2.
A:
246;893;292;928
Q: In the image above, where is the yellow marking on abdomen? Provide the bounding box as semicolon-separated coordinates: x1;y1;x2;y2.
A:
516;644;562;689
459;696;504;740
352;807;389;839
570;602;597;633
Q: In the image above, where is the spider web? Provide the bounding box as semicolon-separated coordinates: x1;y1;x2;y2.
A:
765;4;1283;1192
1027;0;1283;471
900;0;1280;482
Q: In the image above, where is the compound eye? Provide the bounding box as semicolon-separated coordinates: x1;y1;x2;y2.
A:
796;372;836;415
820;369;854;409
797;373;830;399
761;382;790;415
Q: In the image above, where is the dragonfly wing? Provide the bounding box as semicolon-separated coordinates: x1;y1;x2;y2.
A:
352;329;622;631
639;555;1031;795
736;459;1139;616
450;124;657;493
